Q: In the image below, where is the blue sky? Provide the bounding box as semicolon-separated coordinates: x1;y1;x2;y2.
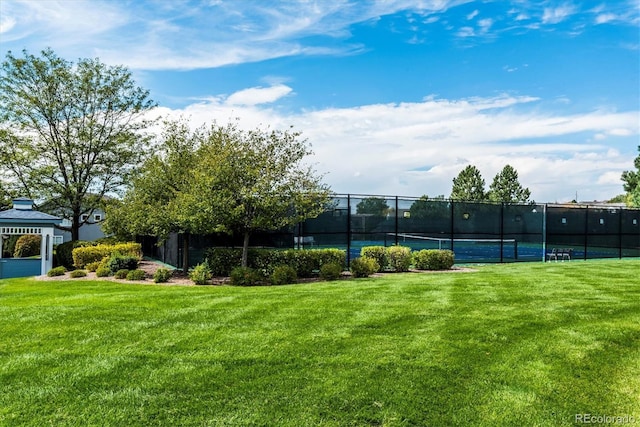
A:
1;0;639;202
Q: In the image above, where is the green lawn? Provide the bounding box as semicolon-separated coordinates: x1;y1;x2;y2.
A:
1;259;639;426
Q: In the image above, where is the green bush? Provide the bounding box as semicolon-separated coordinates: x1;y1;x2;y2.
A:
350;257;379;278
72;242;142;268
189;263;212;286
204;248;243;276
106;253;139;274
286;249;317;277
230;266;263;286
96;266;111;277
55;240;93;269
316;248;347;270
114;269;129;279
86;261;101;272
153;268;172;283
386;246;413;272
360;246;387;272
126;269;146;281
70;269;87;278
319;262;343;281
270;265;298;286
413;249;455;270
13;234;42;258
47;266;67;277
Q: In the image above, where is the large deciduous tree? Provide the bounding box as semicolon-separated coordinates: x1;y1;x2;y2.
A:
621;146;640;207
487;165;532;204
450;165;486;201
181;123;332;267
0;48;156;240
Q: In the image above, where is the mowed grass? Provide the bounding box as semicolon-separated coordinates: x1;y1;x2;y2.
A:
1;260;639;426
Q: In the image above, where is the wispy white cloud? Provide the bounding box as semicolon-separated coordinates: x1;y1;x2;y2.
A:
225;84;293;106
542;4;577;24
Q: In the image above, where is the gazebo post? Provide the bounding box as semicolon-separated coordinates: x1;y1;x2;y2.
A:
40;226;55;275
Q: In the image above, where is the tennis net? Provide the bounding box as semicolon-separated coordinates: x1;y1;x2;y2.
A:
388;233;518;260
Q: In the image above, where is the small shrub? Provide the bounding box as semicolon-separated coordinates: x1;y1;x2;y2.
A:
413;249;455;270
360;246;387;272
350;257;379;278
13;234;42;258
47;266;67;277
126;269;146;281
189;263;212;286
386;246;412;272
230;266;263;286
106;254;139;274
86;261;101;272
153;268;172;283
319;262;342;281
69;269;87;278
96;266;111;277
114;269;129;279
270;265;298;286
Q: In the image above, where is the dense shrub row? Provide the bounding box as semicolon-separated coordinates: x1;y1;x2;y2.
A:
204;248;346;278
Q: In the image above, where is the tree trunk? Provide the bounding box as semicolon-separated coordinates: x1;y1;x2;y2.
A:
241;231;250;267
71;212;80;242
182;232;190;274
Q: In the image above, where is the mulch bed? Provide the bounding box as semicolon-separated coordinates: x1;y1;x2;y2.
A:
35;260;476;286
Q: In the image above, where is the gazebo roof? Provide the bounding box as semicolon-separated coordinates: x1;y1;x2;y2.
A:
0;199;61;225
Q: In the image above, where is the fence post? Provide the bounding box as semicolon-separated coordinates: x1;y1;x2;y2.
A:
500;202;504;263
450;200;455;254
395;196;399;246
542;204;547;262
584;206;589;260
347;194;352;267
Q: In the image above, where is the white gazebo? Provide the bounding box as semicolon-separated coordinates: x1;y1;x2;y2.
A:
0;198;62;279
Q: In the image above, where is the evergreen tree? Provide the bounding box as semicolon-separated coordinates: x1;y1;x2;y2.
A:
450;165;486;201
621;146;640;207
487;165;532;204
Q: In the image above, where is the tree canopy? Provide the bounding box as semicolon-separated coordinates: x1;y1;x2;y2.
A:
108;120;332;268
621;146;640;207
450;165;486;201
182;123;332;267
487;165;532;204
0;48;156;240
